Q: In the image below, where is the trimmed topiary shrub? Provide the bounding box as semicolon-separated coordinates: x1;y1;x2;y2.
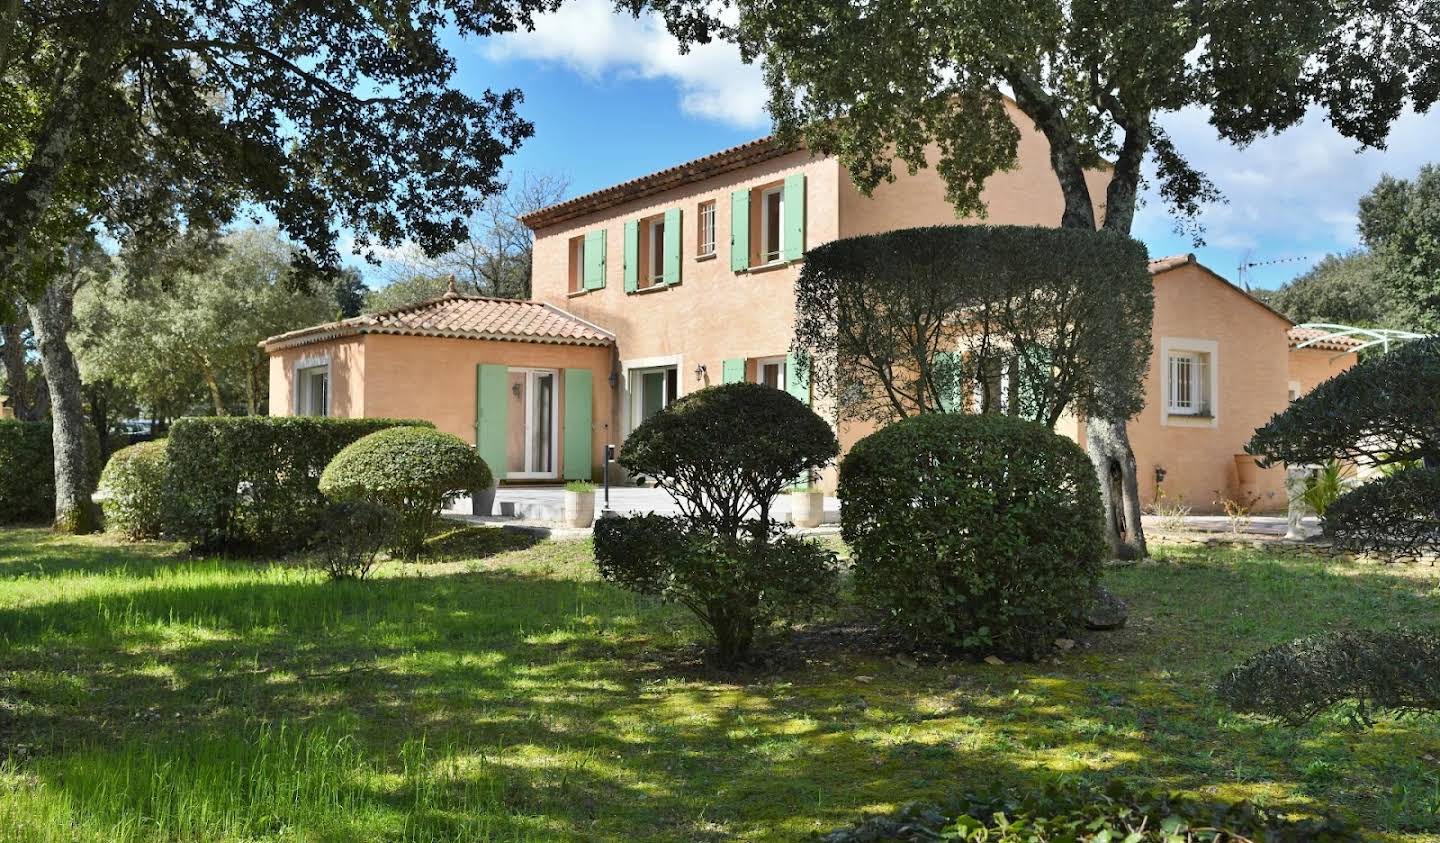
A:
1326;467;1440;558
818;779;1362;841
307;500;397;580
840;413;1106;658
319;426;492;558
594;514;839;667
618;382;839;536
1219;629;1440;726
0;420;55;524
99;440;170;540
164;416;431;553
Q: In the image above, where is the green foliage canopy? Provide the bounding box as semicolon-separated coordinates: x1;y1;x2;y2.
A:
1261;251;1405;329
793;225;1153;427
1359;164;1440;331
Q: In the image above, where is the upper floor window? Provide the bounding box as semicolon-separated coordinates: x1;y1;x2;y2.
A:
648;217;666;285
297;363;329;417
697;200;716;257
567;235;585;293
756;356;786;390
760;186;784;264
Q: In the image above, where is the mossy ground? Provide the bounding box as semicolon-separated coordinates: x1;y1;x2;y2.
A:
2;529;1439;841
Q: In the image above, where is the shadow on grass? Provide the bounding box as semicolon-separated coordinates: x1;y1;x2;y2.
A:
4;536;1440;839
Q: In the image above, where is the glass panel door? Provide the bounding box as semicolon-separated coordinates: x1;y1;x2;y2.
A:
506;369;559;478
532;372;554;475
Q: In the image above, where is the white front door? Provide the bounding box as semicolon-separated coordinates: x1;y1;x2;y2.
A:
506;369;558;479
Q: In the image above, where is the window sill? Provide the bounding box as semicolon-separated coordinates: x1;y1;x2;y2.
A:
567;288;593;298
742;259;800;275
696;252;717;262
631;283;671;295
1163;412;1218;428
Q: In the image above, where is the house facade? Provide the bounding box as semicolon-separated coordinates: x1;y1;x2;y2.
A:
265;105;1356;512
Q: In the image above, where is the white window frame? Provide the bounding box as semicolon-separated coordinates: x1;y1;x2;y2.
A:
569;236;586;292
293;356;331;417
698;200;716;257
507;367;560;480
754;355;787;391
648;217;666;284
760;186;784;264
621;354;685;438
1160;337;1219;428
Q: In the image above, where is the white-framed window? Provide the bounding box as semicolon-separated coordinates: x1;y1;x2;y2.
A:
648;217;666;285
755;356;786;390
631;365;678;427
568;235;586;293
1160;338;1218;425
295;362;330;417
697;200;716;257
1288;380;1302;402
506;368;558;479
760;186;784;263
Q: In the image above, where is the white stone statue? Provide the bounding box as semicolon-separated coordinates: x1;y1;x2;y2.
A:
1284;466;1313;541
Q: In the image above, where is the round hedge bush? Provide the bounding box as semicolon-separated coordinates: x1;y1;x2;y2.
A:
99;439;170;540
839;413;1106;658
319;426;492;557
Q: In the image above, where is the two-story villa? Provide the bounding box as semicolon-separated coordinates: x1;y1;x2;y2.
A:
264;103;1356;512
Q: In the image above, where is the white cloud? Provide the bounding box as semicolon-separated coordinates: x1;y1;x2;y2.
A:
1134;105;1440;265
485;0;769;130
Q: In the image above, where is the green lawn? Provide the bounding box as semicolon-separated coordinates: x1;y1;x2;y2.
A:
3;527;1440;842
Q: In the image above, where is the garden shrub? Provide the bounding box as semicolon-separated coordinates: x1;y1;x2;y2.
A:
1326;467;1440;558
594;514;839;667
840;413;1106;658
1219;629;1440;726
99;440;170;540
307;500;396;580
164;416;430;553
818;779;1362;842
0;420;101;525
319;426;492;558
618;382;839;536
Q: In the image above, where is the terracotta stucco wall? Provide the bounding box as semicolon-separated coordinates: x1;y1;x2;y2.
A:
360;334;614;479
1288;346;1354;397
267;337;365;418
1125;266;1295;513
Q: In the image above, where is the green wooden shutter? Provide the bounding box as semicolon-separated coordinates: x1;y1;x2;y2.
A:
663;207;682;285
730;189;750;271
785;353;810;405
623;220;639;293
722;358;746;384
783;174;805;262
583;229;606;290
475;364;508;481
562;369;593;480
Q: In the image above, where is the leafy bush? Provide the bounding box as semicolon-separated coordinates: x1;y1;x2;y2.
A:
840;413;1106;658
0;420;55;524
818;779;1362;842
1326;467;1440;558
1248;336;1440;469
594;514;839;667
0;420;101;525
164;416;430;553
1301;459;1352;521
619;382;838;537
1219;629;1440;726
307;500;397;580
99;440;170;539
319;426;492;558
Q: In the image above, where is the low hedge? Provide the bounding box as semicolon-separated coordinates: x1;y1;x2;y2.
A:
1327;467;1440;558
164;416;432;552
99;440;170;540
840;413;1105;658
319;426;492;558
0;420;101;525
818;780;1362;841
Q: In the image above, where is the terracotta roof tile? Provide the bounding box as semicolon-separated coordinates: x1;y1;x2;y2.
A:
1286;326;1367;352
261;293;614;351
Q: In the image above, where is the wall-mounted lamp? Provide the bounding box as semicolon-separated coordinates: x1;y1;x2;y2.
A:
608;371;619;388
694;363;707;381
1154;465;1167;485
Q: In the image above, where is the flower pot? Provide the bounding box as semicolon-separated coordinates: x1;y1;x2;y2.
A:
563;490;595;528
789;490;823;529
471;483;498;517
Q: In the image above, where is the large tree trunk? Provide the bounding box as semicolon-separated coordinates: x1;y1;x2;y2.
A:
28;280;101;533
1008;79;1150;559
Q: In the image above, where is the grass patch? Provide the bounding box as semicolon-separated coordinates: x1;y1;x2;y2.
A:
3;529;1440;840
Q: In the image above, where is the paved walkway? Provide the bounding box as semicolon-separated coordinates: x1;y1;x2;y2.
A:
446;485;1310;536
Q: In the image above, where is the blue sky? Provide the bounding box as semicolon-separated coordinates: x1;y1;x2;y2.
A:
400;0;1440;293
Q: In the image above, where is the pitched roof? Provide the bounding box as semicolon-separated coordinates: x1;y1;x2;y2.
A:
261;291;615;352
1147;252;1299;327
520;135;794;231
1285;326;1367;352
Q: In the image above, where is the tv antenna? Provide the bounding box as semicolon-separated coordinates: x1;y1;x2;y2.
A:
1236;252;1309;291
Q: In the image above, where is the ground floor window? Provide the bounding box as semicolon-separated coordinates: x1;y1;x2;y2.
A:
755;356;786;390
506;368;557;478
1167;350;1212;416
296;364;329;417
632;365;678;426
